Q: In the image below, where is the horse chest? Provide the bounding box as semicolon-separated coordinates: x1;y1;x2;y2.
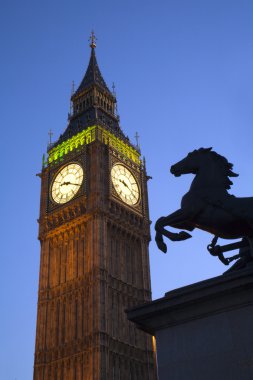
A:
181;191;206;212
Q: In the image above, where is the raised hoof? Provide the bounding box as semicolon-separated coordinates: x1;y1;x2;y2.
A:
179;231;192;240
223;257;253;274
156;240;167;253
223;258;245;274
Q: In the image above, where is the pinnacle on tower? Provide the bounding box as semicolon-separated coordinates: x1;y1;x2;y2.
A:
53;34;131;147
89;30;97;49
73;31;112;97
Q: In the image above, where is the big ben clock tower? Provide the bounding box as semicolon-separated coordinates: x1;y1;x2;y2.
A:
34;33;157;380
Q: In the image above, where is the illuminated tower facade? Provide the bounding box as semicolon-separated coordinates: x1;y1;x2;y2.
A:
34;34;157;380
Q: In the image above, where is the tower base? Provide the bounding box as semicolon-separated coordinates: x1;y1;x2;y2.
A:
127;266;253;380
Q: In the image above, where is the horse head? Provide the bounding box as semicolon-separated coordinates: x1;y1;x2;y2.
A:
170;147;213;177
171;147;238;188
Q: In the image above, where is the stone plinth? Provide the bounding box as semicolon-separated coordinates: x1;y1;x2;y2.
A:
127;266;253;380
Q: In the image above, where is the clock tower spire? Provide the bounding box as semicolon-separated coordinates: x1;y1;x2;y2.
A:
34;35;157;380
57;32;125;147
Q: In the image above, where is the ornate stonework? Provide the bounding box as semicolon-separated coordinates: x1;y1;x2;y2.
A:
34;38;157;380
48;125;141;166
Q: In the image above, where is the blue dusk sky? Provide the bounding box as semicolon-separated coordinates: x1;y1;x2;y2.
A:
1;0;253;378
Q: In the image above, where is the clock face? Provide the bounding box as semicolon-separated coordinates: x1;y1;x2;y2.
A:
111;164;140;206
51;163;84;204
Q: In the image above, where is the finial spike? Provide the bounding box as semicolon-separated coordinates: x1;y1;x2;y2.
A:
42;154;46;168
48;129;53;147
134;132;140;148
71;80;75;95
112;82;119;117
89;30;97;49
112;82;116;96
69;81;75;117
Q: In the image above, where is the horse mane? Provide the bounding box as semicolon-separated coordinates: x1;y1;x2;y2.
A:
195;147;239;189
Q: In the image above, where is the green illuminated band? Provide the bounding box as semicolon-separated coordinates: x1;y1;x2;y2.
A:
47;126;141;165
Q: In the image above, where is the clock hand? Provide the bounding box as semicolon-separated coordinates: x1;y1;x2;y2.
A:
60;181;81;186
119;179;130;189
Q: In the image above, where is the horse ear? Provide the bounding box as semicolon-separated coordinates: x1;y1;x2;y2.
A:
199;147;212;152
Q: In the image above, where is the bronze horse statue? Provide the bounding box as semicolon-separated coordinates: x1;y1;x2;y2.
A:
155;148;253;271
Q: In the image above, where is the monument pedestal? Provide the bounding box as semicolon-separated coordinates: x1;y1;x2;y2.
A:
127;266;253;380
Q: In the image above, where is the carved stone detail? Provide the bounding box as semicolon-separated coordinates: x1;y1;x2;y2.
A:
34;50;156;379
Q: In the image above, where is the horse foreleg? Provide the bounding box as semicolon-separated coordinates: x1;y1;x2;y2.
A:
155;209;195;238
155;209;195;253
155;226;190;254
155;231;168;253
162;229;192;241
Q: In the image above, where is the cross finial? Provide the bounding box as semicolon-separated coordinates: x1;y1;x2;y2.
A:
48;129;53;146
89;31;97;49
134;132;140;147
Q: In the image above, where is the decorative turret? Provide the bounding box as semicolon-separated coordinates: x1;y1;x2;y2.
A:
55;32;124;145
